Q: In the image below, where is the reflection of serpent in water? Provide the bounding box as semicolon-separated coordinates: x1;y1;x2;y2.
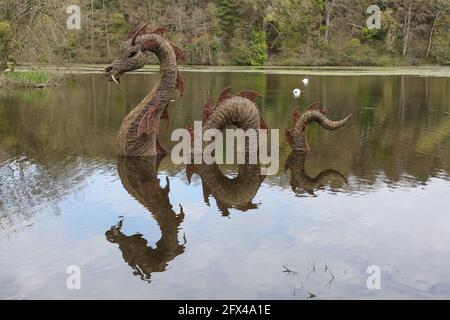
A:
102;26;352;284
285;151;346;196
106;156;185;282
186;164;264;216
185;87;267;216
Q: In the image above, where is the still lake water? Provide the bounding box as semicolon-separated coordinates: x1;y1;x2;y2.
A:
0;71;449;299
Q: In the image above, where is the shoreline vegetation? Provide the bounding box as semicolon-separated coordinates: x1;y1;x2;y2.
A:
4;64;450;80
1;63;448;89
0;70;62;88
0;1;449;71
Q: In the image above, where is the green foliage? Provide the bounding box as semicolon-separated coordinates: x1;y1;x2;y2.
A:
230;30;268;66
0;20;11;35
214;0;239;41
381;9;400;55
3;71;48;85
430;16;450;65
1;0;449;66
109;12;127;34
362;27;381;42
343;39;361;62
0;20;11;71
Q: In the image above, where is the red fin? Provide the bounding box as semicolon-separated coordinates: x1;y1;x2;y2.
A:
306;102;321;111
171;43;186;63
292;106;301;124
150;27;167;36
126;25;147;39
142;38;159;51
162;105;170;129
202;101;212;122
306;102;328;115
176;70;184;97
236;90;262;102
285;129;293;146
216;86;232;106
260;114;268;130
138;106;159;136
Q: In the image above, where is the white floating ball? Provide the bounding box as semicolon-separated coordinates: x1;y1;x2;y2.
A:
293;88;301;98
302;78;309;85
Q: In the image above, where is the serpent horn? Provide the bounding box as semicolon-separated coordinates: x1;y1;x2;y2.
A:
131;22;150;46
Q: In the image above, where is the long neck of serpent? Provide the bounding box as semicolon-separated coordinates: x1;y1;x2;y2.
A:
140;35;178;117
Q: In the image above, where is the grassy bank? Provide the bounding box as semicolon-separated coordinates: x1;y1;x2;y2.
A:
0;70;62;88
13;64;450;78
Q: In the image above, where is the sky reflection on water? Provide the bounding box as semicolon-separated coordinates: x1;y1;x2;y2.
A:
0;72;449;299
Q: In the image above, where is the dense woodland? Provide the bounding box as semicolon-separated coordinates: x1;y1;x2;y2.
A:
0;0;449;69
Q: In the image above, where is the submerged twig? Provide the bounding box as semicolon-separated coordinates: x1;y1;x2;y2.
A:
282;265;298;275
324;264;335;288
306;258;316;279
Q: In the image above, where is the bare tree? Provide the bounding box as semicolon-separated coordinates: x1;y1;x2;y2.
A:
402;1;412;57
426;0;447;58
91;0;94;55
103;0;111;56
324;0;336;44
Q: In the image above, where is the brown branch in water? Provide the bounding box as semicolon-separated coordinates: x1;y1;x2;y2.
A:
306;258;316;279
325;264;335;288
282;265;298;275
